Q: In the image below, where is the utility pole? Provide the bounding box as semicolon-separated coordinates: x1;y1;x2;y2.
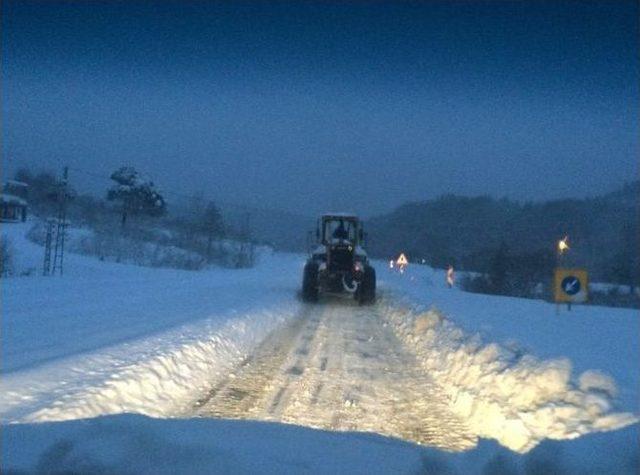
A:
51;166;69;276
42;218;54;276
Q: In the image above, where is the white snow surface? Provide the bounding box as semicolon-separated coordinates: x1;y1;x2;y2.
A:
1;222;301;423
0;193;28;206
1;223;639;474
1;306;297;423
3;414;637;475
379;264;639;413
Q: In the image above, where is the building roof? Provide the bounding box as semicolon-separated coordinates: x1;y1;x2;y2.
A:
321;212;359;220
0;193;28;206
4;180;29;188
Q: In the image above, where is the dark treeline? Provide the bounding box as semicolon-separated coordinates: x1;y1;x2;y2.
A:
367;182;639;295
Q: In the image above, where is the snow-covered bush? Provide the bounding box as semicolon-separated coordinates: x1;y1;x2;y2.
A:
73;228;207;270
27;220;207;271
25;220;266;271
589;287;640;309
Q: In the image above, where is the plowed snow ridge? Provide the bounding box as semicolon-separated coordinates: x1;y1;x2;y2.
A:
0;304;300;423
381;299;637;452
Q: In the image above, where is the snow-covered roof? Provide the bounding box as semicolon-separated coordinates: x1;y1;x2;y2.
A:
4;180;28;188
0;193;27;206
322;212;358;219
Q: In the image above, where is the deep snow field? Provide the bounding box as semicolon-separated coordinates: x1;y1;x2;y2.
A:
1;221;638;474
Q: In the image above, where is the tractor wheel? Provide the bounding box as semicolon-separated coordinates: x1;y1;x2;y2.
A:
357;266;376;305
302;262;319;302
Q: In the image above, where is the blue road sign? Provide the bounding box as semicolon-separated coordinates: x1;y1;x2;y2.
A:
561;276;581;295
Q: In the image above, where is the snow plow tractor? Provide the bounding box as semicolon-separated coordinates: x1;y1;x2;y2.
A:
302;214;376;304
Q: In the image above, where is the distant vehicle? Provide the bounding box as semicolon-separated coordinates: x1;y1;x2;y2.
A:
302;213;376;304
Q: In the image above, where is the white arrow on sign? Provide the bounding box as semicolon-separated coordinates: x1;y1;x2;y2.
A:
564;279;578;292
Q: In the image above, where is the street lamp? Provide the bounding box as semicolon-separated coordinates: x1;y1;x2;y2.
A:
555;235;570;313
557;235;570;255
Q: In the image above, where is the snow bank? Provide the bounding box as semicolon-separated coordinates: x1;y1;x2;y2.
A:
1;221;303;422
3;414;638;475
380;300;638;453
2;415;428;475
0;221;43;276
1;304;300;423
379;261;639;412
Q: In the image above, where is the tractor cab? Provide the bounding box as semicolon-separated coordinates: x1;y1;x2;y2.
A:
316;214;364;273
320;214;361;245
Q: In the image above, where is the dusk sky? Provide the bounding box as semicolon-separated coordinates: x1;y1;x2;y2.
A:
2;0;638;216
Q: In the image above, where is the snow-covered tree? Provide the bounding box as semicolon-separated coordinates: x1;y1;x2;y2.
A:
107;167;166;227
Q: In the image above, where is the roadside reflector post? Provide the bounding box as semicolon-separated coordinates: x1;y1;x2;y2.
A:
446;265;454;288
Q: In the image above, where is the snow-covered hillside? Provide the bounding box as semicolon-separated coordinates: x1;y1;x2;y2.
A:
1;223;638;474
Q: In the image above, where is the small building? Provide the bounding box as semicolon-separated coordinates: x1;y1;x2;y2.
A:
1;181;28;222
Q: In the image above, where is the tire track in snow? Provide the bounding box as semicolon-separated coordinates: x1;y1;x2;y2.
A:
196;299;477;451
193;306;315;419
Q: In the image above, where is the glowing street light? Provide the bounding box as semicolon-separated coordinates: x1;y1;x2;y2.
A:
557;236;570;255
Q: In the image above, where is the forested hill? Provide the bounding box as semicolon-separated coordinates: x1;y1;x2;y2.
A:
365;181;639;282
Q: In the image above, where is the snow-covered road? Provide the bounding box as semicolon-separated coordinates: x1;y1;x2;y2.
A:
2;222;639;473
196;299;476;451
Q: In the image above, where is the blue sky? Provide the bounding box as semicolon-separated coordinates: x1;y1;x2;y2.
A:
2;1;638;216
